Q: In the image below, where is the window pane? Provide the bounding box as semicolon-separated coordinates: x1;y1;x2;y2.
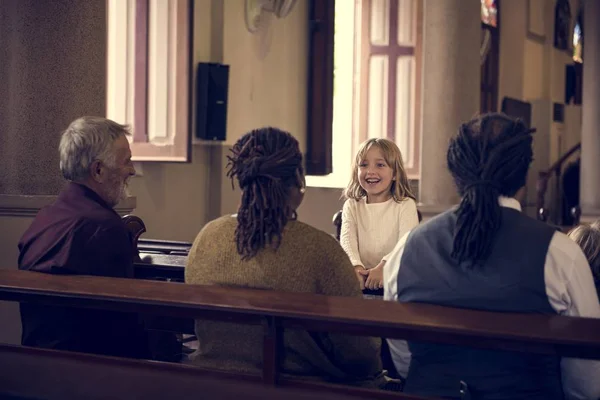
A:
147;0;170;142
481;0;497;27
397;0;414;45
395;56;414;168
332;0;356;176
368;55;389;139
370;0;389;46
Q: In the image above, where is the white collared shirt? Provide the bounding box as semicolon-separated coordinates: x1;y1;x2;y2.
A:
383;197;600;400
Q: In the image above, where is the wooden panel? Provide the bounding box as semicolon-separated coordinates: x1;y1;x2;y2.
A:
0;344;429;400
1;270;600;360
306;0;335;175
133;0;149;143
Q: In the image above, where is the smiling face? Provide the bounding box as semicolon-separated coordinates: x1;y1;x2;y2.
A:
104;135;135;206
90;135;136;207
358;145;394;203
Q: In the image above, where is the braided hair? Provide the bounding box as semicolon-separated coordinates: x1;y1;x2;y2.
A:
226;127;304;260
447;113;535;266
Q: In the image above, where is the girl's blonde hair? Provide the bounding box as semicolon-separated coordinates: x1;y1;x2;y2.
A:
343;138;416;202
568;221;600;297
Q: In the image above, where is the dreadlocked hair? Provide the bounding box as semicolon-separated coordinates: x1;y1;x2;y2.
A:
226;127;304;260
447;112;535;266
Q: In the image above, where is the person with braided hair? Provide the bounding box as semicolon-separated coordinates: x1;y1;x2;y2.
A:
185;127;395;390
382;113;600;399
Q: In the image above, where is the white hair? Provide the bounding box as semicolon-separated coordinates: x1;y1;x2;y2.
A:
59;116;130;182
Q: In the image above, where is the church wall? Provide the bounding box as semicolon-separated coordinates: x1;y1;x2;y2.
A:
0;0;109;344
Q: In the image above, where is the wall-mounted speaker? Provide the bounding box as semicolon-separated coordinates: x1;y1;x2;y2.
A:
196;62;229;141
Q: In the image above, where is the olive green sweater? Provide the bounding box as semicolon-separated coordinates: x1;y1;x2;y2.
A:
185;216;385;387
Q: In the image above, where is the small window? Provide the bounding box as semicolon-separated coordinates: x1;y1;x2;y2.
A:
106;0;192;162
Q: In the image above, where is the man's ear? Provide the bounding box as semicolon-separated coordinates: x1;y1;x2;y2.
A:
89;160;104;183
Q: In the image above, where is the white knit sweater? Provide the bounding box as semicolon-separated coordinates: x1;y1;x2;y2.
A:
340;197;419;269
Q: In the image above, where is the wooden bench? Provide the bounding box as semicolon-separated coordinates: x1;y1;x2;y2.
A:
134;252;186;282
122;214;189;282
1;269;600;399
1;344;427;400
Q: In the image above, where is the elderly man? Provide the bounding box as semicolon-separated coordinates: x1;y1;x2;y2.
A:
18;116;149;358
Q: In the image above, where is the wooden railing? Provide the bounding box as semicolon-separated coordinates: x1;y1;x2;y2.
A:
1;269;600;399
536;142;581;225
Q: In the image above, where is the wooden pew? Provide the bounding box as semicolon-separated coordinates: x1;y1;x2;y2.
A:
122;214;189;282
134;252;186;282
1;269;600;400
1;344;429;400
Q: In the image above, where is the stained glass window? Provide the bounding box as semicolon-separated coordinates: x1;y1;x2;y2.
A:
481;0;498;27
573;18;582;63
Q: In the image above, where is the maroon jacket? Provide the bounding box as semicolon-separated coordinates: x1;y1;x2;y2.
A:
18;182;149;358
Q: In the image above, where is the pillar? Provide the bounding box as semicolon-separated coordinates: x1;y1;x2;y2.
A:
0;0;134;345
418;0;481;214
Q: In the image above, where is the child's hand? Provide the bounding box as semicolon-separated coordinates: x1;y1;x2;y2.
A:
365;260;385;290
354;265;368;290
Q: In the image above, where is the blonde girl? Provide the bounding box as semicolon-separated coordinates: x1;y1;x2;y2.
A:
341;138;419;292
568;221;600;299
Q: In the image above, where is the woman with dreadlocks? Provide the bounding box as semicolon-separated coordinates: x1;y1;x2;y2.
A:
381;113;600;399
185;127;394;389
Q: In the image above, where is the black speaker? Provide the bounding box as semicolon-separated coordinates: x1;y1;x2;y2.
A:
196;62;229;141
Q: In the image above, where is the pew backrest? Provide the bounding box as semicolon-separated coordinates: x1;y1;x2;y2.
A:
1;270;599;360
2;269;600;399
1;344;431;400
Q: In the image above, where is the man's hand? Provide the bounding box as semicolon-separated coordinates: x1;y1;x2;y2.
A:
354;265;368;290
364;260;385;290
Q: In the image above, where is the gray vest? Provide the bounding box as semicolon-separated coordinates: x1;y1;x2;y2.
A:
397;207;564;400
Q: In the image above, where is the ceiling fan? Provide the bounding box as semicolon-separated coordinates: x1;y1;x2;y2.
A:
245;0;298;33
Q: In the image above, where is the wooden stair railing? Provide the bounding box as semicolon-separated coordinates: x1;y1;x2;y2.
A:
536;143;581;225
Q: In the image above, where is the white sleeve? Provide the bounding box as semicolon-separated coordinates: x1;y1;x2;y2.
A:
545;232;600;400
383;199;419;262
340;200;363;267
383;230;412;378
383;230;410;302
